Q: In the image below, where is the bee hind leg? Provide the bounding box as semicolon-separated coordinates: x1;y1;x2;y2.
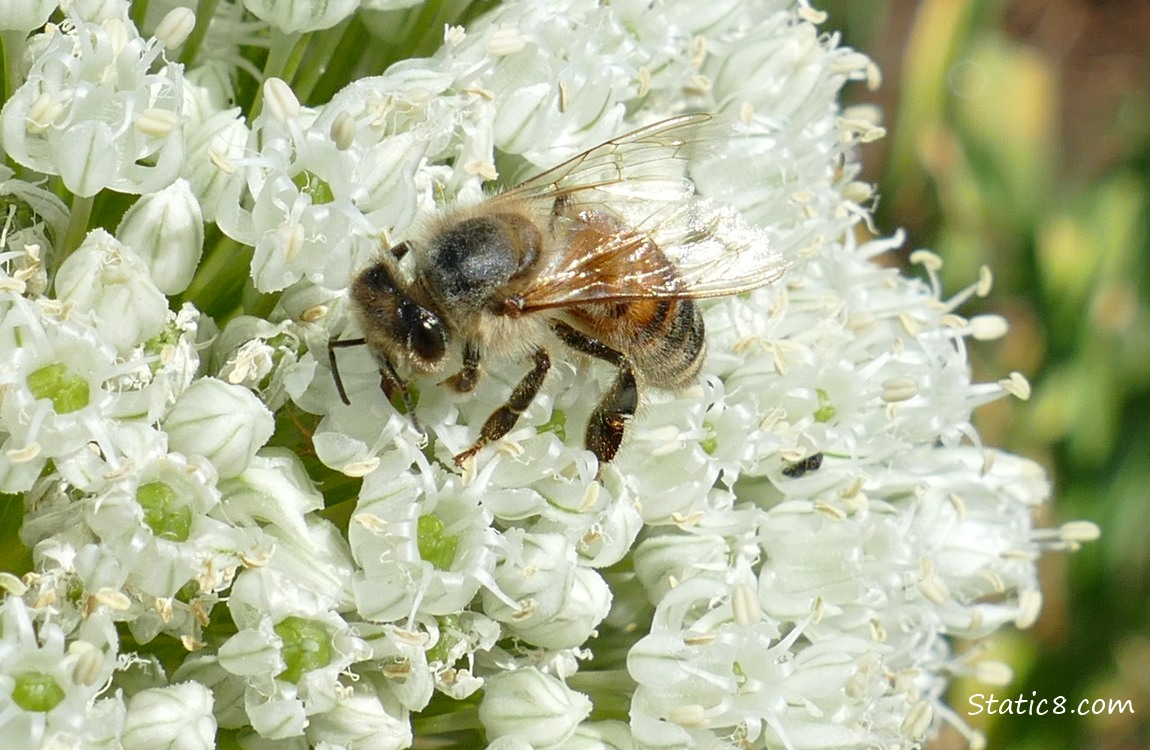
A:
585;365;638;467
550;321;637;468
454;348;551;466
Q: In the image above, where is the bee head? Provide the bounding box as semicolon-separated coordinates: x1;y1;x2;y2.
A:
351;259;449;372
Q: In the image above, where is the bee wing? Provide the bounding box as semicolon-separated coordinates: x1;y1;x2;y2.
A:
488;114;785;311
513;194;786;311
642;195;787;297
492;113;714;203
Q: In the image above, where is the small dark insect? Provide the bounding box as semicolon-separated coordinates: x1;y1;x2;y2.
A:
781;452;824;478
330;114;785;469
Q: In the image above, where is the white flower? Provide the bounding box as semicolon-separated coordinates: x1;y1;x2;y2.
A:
218;610;369;734
181;105;249;224
116;178;205;295
243;0;362;34
0;11;185;197
305;687;412;750
215;72;468;292
0;296;121;492
0;598;121;748
482;531;612;650
0;167;68;296
89;437;228;598
0;0;56;32
122;682;216;750
212;315;316;409
109;303;203;424
55;229;168;354
0;1;1086;748
348;469;502;623
162;377;275;478
478;668;592;748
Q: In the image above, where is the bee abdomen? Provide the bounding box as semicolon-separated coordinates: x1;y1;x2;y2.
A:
632;299;706;390
568;297;706;390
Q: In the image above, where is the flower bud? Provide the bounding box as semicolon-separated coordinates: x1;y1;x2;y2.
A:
218;622;282;677
55;229;168;354
122;683;216;750
306;691;412;750
243;0;360;33
632;534;729;603
162;378;274;478
506;566;612;650
0;0;55;32
479;669;591;747
116;179;205;294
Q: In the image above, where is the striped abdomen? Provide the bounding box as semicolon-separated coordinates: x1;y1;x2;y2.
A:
568;296;706;390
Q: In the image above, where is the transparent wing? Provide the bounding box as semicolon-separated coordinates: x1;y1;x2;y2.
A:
512;196;786;312
490;114;787;312
492;113;714;204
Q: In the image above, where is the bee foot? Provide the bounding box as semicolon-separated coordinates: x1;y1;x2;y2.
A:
453;446;481;467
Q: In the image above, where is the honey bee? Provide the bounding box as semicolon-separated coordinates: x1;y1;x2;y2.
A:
330;113;786;469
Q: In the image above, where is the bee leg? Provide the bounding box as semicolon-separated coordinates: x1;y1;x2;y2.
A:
388;240;412;260
586;364;638;467
327;337;423;434
441;339;482;393
550;321;637;467
377;357;423;436
454;348;551;466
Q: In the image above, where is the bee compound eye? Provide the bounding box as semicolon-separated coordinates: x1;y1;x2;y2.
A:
401;303;447;364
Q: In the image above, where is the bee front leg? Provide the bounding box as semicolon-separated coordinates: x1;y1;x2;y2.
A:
550;321;637;467
441;339;481;393
377;357;423;436
454;348;551;466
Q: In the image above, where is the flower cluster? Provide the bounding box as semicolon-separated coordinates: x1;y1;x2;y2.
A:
0;1;1094;749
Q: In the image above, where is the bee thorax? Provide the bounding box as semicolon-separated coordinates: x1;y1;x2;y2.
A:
421;213;542;310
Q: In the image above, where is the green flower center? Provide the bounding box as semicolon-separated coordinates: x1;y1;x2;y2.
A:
26;362;90;414
700;421;718;455
11;672;66;712
539;409;567;441
417;514;458;571
137;481;192;542
292;170;335;204
275;617;333;683
814;387;836;423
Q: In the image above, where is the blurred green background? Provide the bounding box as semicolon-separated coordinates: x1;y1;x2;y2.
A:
824;1;1150;748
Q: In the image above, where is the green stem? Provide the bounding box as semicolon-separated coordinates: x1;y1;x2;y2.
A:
129;0;150;30
0;492;30;577
566;669;637;722
180;0;222;68
1;29;27;106
180;234;249;316
239;278;279;320
292;18;353;104
411;705;482;737
310;19;368;103
250;30;304;120
60;193;95;261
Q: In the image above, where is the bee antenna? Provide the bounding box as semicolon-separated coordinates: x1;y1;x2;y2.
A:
328;337;366;406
